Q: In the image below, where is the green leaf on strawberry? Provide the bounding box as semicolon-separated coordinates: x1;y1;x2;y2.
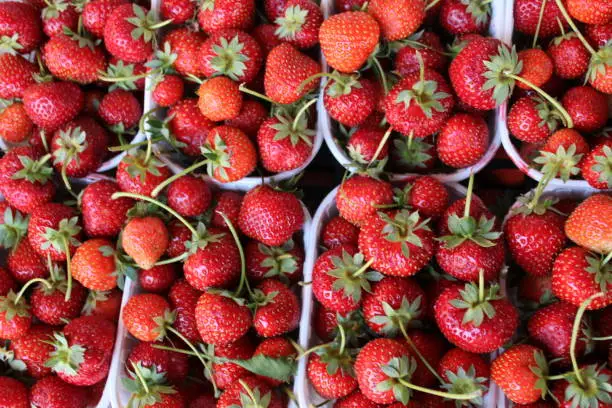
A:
12;155;53;184
379;210;431;258
210;35;249;81
369;296;423;337
226;355;297;382
441;365;488;407
482;45;522;106
327;250;383;304
591;145;612;188
0;291;29;321
449;282;502;326
44;332;85;376
0;207;28;250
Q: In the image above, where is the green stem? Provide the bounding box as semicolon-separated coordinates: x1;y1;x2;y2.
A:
532;0;547;48
149;19;173;30
371;56;389;95
40;130;49;152
298;343;330;359
552;0;597;55
478;268;485;302
98;70;152;83
591;335;612;341
602;252;612;266
368;127;393;166
352;258;375;278
154;252;189;266
397;378;482;400
238;380;258;403
464;173;475;219
150;160;209;198
570;293;604;387
528;168;555;210
14;278;52;304
546;372;573;381
239;83;276;104
425;0;441;11
399;323;445;384
401;40;453;56
63;236;73;302
219;212;250;298
132;362;150;395
292;98;317;132
151;344;210;359
108;137;163;152
297;72;344;93
338;324;347;356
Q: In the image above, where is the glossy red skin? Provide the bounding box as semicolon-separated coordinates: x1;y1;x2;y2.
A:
211;191;243;229
312;245;362;313
28;203;81;261
354;338;411;404
518;274;553;305
123;294;171;342
257;116;313;173
225;100;267;139
438;347;490;386
217;376;283;408
0;300;31;340
313;304;346;341
22;81;84;132
104;4;153;62
161;0;195;24
0;376;30;408
437;112;488;168
9;324;54;378
585;23;612;48
434;285;518;353
508;96;555;143
139;264;177;293
513;0;567;37
438;195;491;235
582;140;612;189
166;220;192;258
491;344;546;405
163;28;206;77
404;176;449;220
307;353;358;399
64;316;116;357
99;89;142;129
206;125;257;182
435;237;505;282
264;43;320;104
274;0;322;48
212;336;255;389
128;341;189;384
439;0;488;35
548;36;590;79
43;33;108;84
195;292;252;346
0;54;37;99
395;31;447;76
7;240;48;283
168;98;216;156
197;0;255;34
168;279;202;343
384;69;455;137
81;180;134;238
30;375;89;408
346;127;389;163
116;155;171;197
0;2;42;52
82;0;129;37
561;86;609;133
153;75;185;107
245;239;304;282
336;175;394;227
0;267;16;296
31;281;87;325
399;329;448;387
324;77;376;127
83;288;122;322
322;216;359;249
333;391;383;408
254;337;296;386
253;279;300;337
167;175;212;217
42;4;78;37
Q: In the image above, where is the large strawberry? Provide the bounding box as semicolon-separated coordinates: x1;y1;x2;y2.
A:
22;81;84;132
0;1;42;53
513;0;567;37
437;347;490;406
208;337;254;389
29;375;89;408
27;203;81;262
245;238;304;282
368;0;424;41
163;28;205;77
507;96;562;143
439;0;490;35
7;240;48;284
561;86;608;133
307;344;358;399
80;180;134;238
565;194;612;255
103;4;160;63
116;150;171;197
195;291;252;345
197;0;255;34
30;267;88;325
274;0;322;48
122;293;174;342
252;279;300;337
323;74;377;127
264;43;320;104
166;175;212;217
82;0;130;37
71;238;125;291
167;98;216;156
0;54;37;99
336;175;394;227
8;324;54;378
436;112;489;168
0;377;29;408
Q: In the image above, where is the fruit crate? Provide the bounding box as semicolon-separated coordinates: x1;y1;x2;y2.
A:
106;181;312;408
318;0;510;184
296;181;510;408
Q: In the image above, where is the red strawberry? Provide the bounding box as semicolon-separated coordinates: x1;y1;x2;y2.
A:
127;341;189;384
197;0;255;34
201;29;263;84
160;0;195;24
152;75;185;107
31;270;88;325
122;216;169;270
491;344;549;405
253;279;300;337
71;238;122;291
550;364;612;408
561;86;608;133
81;289;122;321
29;375;89;408
99;89;142;131
395;31;447;76
163;28;205;77
210;336;255;389
368;0;424;41
548;33;590;79
323;75;377;128
585;23;612;48
123;364;185;408
439;0;490;35
0;267;16;296
238;185;304;246
334;391;383;408
123;294;173;342
0;290;31;340
436;112;488;168
201;125;257;182
434;282;518;353
0;2;42;53
540;128;589;163
336;175;394;227
438;348;490;401
27;203;81;261
359;210;435;276
307;348;358;399
513;0;567;37
168;98;216;156
567;0;611;24
274;0;323;48
9;324;54;378
321;216;359;249
104;4;157;62
245;239;304;282
23;81;84;132
252;23;283;56
264;43;320;104
253;337;296;386
41;0;78;37
197;77;243;121
0;54;37;99
217;376;283;408
225;100;268;139
518;274;554;307
81;180;134;238
117;151;171;196
168;279;202;343
7;240;48;284
401;176;449;220
581;141;612;189
507;96;561;143
211;191;243;229
195;291;252;345
82;0;129;37
0;377;29;408
166;220;192;259
587;44;612;94
166;175;211;217
0;102;33;143
516;49;554;89
565;194;612;254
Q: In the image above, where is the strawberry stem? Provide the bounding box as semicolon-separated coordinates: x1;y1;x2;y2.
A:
532;0;548;48
591;335;612;341
151;344;212;359
154;252;188;266
292;98;317;132
546;372;573;380
570;292;604;387
218;212;251;298
478;268;485;302
297;72;343;93
602;252;612;266
108;137;163;152
149;19;173;30
552;0;597;55
132;362;150;395
14;278;52;304
399;323;445;384
400;40;453;57
464;173;475;219
352;257;375;278
338;324;347;355
368;127;394;166
238;83;275;104
396;378;483;400
62;236;73;301
150;161;209;197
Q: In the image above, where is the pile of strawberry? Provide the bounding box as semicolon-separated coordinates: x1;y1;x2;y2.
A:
507;0;611;188
135;0;323;183
306;174;517;406
492;181;612;406
318;0;497;175
112;178;307;407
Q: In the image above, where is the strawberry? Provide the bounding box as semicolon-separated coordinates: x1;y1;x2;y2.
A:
0;267;16;296
540;128;589;161
384;68;455;138
82;0;129;37
166;220;192;259
359;210;435;276
41;0;78;37
307;347;358;399
245;239;304;282
209;336;255;389
587;43;612;94
29;375;89;408
265;0;289;21
334;391;383;408
197;125;257;182
264;43;320;104
197;77;243;121
368;0;424;41
438;348;490;401
117;150;171;197
518;274;554;307
99;89;142;131
123;294;173;342
439;0;490;35
166;175;212;217
81;180;134;238
274;0;322;48
184;224;240;290
168;98;216;156
319;11;380;73
122;216;169;270
160;0;196;24
438;191;491;233
550;364;612;408
104;4;158;63
238;185;304;246
548;33;590;79
163;28;205;77
401;176;449;220
565;194;612;254
0;54;36;99
123;364;185;408
168;279;202;343
567;0;611;24
27;203;81;261
0;377;29;408
513;0;567;37
491;344;550;405
436;112;488;168
507;96;562;143
23;81;84;132
225;100;268;138
9;324;54;378
581;141;612;189
323;75;377;127
516;49;554;89
81;289;122;321
322;216;359;249
0;102;32;143
0;2;42;53
217;376;283;408
585;24;612;48
71;238;122;291
127;341;189;384
395;31;447;76
152;75;184;107
253;337;297;386
195;291;252;345
140;265;177;293
336;175;394;227
197;0;255;34
7;240;48;284
434;281;518;353
0;290;31;340
30;268;88;325
561;86;608;133
211;191;243;229
252;23;283;55
252;279;300;337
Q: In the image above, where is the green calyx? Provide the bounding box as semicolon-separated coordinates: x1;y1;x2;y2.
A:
123;150;166;183
12;154;53;184
369;297;423;337
379;210;431;259
441;365;488;407
551;31;579;47
200;0;215;11
249;288;279;309
123;363;177;408
534;144;583;182
258;239;299;280
0;206;29;249
591;145;612;189
53;126;88;167
0;34;23;54
332;310;368;347
327;250;383;304
126;4;167;44
325;73;363;98
40;265;70;295
315;342;356;377
62;26;98;51
146;42;178;75
44;332;85;376
482;45;522;106
438;214;501;249
231;380;274;408
463;0;491;26
587;41;612;85
449;281;502;327
40;216;81;254
81;290;111;316
42;0;70;20
201;132;231;182
394;78;450;119
151;309;177;341
511;191;559;217
533;95;564;132
209;35;248;80
100;61;140;91
562;364;612;408
528;349;550;399
377;356;418;405
0;290;30;321
275;5;309;40
184;222;226;254
269;113;315;148
393;137;432;170
585;254;611;294
99;245;137;290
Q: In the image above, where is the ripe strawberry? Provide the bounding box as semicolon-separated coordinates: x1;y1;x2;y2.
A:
541;128;589;158
197;0;255;34
29;375;89;408
319;11;380;73
359;210;435;276
547;33;590;79
491;344;549;405
23;81;84;132
140;265;176;293
71;238;121;291
51;117;110;178
238;185;304;246
401;176;449;220
518;274;554;307
245;239;304;282
254;337;297;386
0;290;31;340
322;216;359;249
31;270;88;325
195;291;252;345
117;151;171;196
122;216;169;270
197;77;243;121
166;220;192;259
588;44;612;94
395;31;447;76
516;49;554;89
436;112;488;168
581;141;612;189
225;100;268;139
27;203;81;261
0;2;42;53
81;180;134;238
567;0;611;24
201;125;257;182
104;4;157;62
210;336;254;389
152;75;184;107
565;194;612;254
252;23;283;56
257;113;314;173
585;23;612;48
99;89;142;131
336;175;394;226
217;376;283;408
439;0;490;35
168;279;202;343
41;0;78;37
384;68;455;138
0;377;29;408
507;96;561;143
253;279;299;337
307;348;358;399
264;43;320;104
7;240;48;284
274;0;323;48
123;294;173;342
323;75;377;127
166;175;211;217
0;103;31;145
438;190;492;234
368;0;423;40
550;364;612;408
0;267;16;296
123;364;185;408
438;348;490;400
0;54;37;99
9;324;54;378
334;391;383;408
211;191;243;229
513;0;567;37
81;289;122;321
163;28;206;77
127;341;189;384
168;98;216;156
82;0;129;37
434;282;518;353
160;0;195;24
561;86;608;133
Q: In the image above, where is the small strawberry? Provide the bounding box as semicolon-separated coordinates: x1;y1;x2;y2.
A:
581;141;612;189
22;81;84;132
81;180;134;238
82;0;129;37
211;191;243;229
516;49;554;89
587;42;612;94
127;341;189;384
321;216;359;249
246;239;304;283
7;240;48;284
217;376;284;408
401;176;449;220
9;324;54;378
438;348;490;404
41;0;78;37
561;86;608;133
264;43;320;104
252;279;300;337
168;279;202;343
81;289;122;321
0;101;33;143
209;336;255;389
0;54;37;99
160;0;195;24
307;345;358;399
436;112;488;168
368;0;424;41
585;24;612;48
195;291;252;345
166;220;193;259
323;74;377;127
152;75;184;107
163;28;205;77
197;77;243;121
99;89;142;132
140;264;177;293
197;0;255;34
122;216;169;270
336;175;394;227
439;0;490;35
513;0;567;37
540;128;589;162
122;293;174;342
274;0;323;48
225;100;268;139
507;96;562;143
565;194;612;254
30;267;88;326
27;203;81;262
116;150;171;197
29;375;89;408
168;98;216;156
0;377;29;408
166;175;212;217
0;290;31;340
103;4;159;63
548;33;590;79
0;2;42;53
71;238;124;291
